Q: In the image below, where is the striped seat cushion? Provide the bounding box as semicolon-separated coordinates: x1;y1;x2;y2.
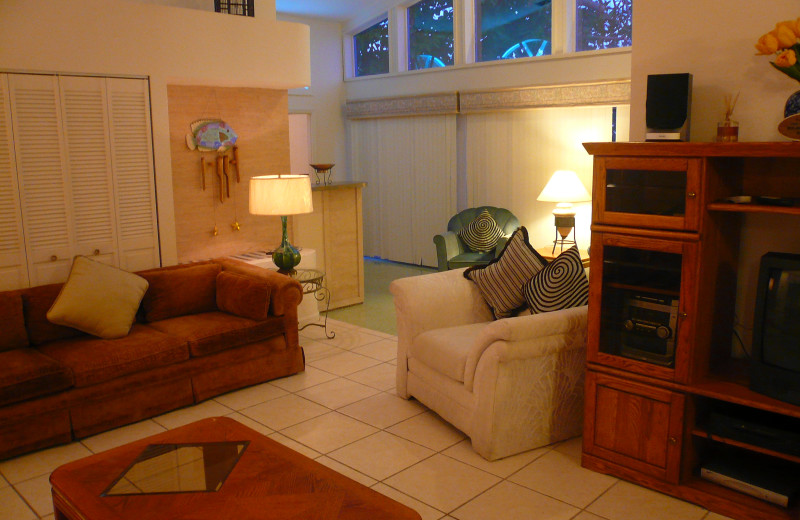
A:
523;246;589;314
458;209;504;252
464;227;547;319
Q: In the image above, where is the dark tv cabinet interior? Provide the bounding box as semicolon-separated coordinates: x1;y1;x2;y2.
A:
582;142;800;520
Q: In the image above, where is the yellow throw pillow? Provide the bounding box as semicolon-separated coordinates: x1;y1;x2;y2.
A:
47;256;149;339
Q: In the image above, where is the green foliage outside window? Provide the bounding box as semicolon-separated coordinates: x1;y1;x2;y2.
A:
476;0;552;62
354;18;390;77
408;0;454;70
576;0;632;51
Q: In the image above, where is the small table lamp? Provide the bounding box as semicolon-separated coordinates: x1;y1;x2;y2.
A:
537;170;591;254
249;174;313;273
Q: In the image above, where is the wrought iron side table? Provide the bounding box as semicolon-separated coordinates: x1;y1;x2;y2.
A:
287;268;334;339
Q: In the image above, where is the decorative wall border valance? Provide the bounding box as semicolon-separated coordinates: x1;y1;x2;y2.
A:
459;79;631;112
345;80;631;119
345;92;459;119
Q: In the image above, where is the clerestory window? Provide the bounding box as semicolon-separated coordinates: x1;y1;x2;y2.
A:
354;17;390;77
407;0;455;70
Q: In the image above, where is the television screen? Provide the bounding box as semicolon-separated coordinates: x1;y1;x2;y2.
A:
761;268;800;372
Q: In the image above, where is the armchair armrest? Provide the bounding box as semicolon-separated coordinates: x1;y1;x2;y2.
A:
391;268;493;340
464;306;587;390
433;231;463;271
391;268;493;397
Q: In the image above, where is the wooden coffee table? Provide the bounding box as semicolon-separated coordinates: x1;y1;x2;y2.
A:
50;416;421;520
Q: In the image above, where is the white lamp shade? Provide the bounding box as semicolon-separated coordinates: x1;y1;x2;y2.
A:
249;175;313;216
537;170;591;203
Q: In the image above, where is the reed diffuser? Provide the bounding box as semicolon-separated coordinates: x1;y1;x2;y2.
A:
717;92;740;142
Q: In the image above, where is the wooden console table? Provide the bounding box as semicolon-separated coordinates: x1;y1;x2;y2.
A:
293;181;366;310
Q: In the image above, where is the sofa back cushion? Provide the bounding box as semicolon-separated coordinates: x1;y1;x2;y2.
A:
0;291;29;351
216;271;271;321
139;263;221;322
22;284;85;345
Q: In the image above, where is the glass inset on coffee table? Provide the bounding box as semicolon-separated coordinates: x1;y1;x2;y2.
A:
103;441;249;495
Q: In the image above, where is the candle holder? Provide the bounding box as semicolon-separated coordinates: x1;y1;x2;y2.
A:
309;163;334;185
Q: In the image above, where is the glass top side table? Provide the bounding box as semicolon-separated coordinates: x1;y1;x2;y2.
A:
281;268;334;339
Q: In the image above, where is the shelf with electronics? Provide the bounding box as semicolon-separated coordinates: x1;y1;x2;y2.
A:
582;142;800;520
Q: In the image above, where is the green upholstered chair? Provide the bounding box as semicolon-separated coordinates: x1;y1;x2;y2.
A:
433;206;520;271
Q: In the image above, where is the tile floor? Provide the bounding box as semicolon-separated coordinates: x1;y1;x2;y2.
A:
0;318;733;520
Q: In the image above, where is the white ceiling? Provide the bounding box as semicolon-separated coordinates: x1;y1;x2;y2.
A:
275;0;396;24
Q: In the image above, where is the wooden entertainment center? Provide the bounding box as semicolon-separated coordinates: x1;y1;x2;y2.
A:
582;142;800;520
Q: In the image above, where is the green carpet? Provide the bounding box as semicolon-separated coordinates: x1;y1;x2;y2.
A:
325;258;435;336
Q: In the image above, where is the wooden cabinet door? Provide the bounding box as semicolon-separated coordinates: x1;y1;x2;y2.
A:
593;156;702;231
587;231;698;383
584;371;685;483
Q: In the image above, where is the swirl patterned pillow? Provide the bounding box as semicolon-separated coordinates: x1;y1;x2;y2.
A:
458;209;504;252
464;226;547;319
523;246;588;314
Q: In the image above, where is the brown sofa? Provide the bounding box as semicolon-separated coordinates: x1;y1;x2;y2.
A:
0;257;304;460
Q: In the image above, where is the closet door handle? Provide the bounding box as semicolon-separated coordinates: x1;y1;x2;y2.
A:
50;255;58;262
93;249;100;256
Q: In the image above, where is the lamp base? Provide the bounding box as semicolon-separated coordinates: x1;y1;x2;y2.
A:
274;216;302;273
551;214;577;255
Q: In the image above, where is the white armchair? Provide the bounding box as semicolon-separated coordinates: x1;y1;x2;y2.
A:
391;267;587;461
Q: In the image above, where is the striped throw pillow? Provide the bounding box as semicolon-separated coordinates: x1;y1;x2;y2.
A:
464;227;547;319
523;246;588;314
458;209;504;252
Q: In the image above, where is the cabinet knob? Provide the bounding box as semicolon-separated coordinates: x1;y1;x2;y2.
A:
50;255;58;262
679;312;688;319
668;437;678;446
687;192;697;199
93;249;100;256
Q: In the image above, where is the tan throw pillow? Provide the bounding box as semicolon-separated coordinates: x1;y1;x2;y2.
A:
464;226;547;319
47;256;149;339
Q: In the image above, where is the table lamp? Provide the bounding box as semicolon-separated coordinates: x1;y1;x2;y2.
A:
537;170;591;254
249;174;313;273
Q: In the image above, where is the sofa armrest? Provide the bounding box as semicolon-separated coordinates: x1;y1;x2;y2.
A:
464;306;587;390
212;258;303;316
433;231;463;271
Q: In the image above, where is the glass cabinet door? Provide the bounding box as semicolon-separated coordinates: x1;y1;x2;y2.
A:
588;232;697;382
594;157;701;231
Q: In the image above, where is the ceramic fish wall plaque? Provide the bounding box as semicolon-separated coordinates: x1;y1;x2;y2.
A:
186;119;238;152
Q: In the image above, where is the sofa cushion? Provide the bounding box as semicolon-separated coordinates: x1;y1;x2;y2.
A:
464;226;547;319
22;283;85;345
47;256;149;339
409;322;489;383
458;209;504;252
139;263;221;322
0;349;74;406
37;324;189;388
146;311;286;357
523;246;589;314
0;292;29;352
216;271;271;321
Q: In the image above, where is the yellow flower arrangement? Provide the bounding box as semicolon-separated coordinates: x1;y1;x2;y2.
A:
756;18;800;82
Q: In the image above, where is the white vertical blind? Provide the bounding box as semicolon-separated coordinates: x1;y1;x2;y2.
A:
349;114;457;266
465;105;626;253
0;75;28;289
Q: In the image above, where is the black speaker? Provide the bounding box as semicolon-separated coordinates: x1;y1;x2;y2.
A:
645;73;693;141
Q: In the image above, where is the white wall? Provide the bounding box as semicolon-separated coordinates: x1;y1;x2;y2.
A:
630;1;799;142
0;0;309;265
280;15;350;179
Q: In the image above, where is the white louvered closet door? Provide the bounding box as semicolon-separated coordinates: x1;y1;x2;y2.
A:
9;73;74;285
0;75;28;290
59;75;118;267
106;78;159;271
